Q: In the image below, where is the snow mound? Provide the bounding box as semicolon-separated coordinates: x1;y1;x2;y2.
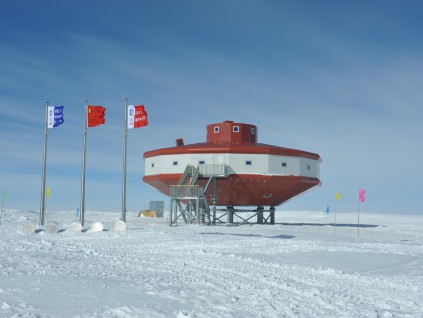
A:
45;223;58;234
113;220;126;231
90;221;103;233
177;310;197;318
22;222;36;234
1;302;11;310
68;222;82;233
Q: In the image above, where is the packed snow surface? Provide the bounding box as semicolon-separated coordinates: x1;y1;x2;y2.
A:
0;210;422;317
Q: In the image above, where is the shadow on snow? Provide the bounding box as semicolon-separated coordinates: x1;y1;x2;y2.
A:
278;222;380;228
198;232;295;239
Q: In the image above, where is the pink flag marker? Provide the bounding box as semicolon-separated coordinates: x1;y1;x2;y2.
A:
359;189;366;202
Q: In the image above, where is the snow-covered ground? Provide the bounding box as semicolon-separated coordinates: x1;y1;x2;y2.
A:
0;209;422;317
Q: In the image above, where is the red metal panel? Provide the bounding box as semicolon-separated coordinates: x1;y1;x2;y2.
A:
143;173;320;207
206;121;257;144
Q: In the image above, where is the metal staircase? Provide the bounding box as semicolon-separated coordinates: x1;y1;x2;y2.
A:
168;164;229;226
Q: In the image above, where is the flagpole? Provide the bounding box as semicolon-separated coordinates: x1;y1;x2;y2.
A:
40;101;49;226
122;98;128;222
357;202;361;239
0;193;5;226
334;200;337;227
80;100;88;226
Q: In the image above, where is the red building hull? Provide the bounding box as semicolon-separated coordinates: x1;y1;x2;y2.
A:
143;174;320;207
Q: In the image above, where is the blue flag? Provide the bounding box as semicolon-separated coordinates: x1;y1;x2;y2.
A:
326;205;330;214
47;106;64;128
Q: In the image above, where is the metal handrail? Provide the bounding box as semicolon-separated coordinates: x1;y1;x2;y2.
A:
198;164;230;177
170;185;199;198
189;165;201;185
178;164;195;185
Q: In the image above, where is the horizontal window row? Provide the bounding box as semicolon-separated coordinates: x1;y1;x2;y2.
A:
213;126;256;134
150;161;293;168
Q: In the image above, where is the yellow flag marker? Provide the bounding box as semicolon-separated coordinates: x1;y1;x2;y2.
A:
334;191;340;228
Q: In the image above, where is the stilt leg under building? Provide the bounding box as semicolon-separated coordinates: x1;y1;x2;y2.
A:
270;206;275;224
257;206;264;224
228;206;234;224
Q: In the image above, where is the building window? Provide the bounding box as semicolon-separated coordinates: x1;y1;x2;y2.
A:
245;160;252;166
233;126;239;132
214;126;219;133
199;160;205;164
151;163;155;168
251;127;255;134
307;164;311;170
282;162;287;167
173;161;178;166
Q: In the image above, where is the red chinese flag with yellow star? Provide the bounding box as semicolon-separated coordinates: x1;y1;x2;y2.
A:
87;106;106;127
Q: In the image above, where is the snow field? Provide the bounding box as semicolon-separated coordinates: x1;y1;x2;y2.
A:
0;209;422;317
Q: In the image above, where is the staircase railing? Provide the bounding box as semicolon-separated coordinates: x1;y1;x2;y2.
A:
198;164;230;177
178;164;195;185
189;165;201;185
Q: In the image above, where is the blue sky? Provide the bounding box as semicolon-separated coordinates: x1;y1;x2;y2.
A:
1;0;422;214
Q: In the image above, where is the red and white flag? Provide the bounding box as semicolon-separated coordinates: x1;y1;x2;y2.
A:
87;106;106;127
128;105;148;129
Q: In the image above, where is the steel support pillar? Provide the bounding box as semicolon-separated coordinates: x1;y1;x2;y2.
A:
270;206;275;224
212;177;217;225
257;206;264;224
196;197;201;224
227;206;234;224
